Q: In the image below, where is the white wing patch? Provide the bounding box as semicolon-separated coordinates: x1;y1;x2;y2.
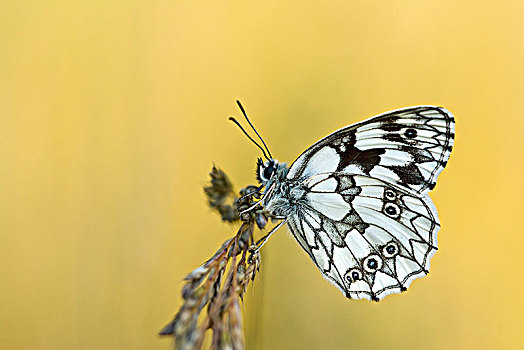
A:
306;192;350;221
300;146;340;179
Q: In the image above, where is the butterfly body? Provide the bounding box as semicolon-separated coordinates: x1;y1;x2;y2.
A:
248;105;454;301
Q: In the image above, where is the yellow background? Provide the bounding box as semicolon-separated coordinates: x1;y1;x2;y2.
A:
1;1;523;349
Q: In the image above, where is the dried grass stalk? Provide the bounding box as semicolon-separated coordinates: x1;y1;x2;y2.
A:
160;166;267;350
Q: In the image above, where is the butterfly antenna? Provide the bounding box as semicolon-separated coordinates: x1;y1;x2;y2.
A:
229;117;271;160
236;100;273;159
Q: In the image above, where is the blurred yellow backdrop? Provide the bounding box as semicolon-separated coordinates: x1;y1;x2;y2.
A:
1;1;523;349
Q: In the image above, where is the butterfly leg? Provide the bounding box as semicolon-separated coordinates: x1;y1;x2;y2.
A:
239;200;264;215
254;219;287;252
238;184;265;201
240;182;278;215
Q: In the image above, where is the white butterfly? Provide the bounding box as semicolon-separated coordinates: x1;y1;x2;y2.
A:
232;102;454;301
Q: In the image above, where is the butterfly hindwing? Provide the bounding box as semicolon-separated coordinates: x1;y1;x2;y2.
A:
287;106;455;195
286;173;439;301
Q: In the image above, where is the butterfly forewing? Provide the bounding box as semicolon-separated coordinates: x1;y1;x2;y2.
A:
287;106;454;195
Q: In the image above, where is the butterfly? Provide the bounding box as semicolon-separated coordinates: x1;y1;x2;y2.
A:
230;101;454;301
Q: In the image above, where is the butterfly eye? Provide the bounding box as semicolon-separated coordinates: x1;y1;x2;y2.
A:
383;203;401;218
383;242;399;258
345;268;362;284
256;159;278;183
384;189;396;201
363;255;383;273
263;163;275;180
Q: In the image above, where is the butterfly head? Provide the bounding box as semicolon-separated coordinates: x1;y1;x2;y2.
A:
256;158;286;185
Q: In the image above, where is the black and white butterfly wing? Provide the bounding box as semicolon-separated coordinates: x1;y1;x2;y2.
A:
286;173;440;301
287;106;454;195
282;106;454;300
